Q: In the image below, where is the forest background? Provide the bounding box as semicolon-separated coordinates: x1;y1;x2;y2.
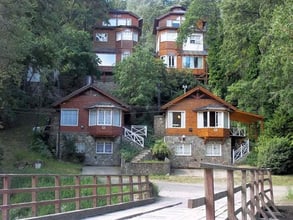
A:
0;0;292;174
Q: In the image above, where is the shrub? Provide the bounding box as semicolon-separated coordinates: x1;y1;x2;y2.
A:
151;139;171;161
120;142;140;162
257;136;293;175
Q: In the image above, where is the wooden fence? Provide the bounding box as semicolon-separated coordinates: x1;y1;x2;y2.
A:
188;163;282;220
0;174;152;220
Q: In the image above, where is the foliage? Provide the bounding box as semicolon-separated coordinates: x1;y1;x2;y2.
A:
0;146;3;167
61;135;85;163
151;139;171;161
29;132;53;159
120;142;140;162
256;136;293;175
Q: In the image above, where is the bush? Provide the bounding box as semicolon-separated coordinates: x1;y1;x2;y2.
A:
151;139;171;161
120;142;140;162
257;136;293;175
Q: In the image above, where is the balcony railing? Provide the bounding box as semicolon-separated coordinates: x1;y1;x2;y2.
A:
230;127;246;137
123;127;144;147
233;140;250;163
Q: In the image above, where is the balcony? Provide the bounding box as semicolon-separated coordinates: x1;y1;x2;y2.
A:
88;126;123;137
230;127;246;137
197;128;230;139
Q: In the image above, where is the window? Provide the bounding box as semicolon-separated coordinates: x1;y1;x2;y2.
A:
166;20;180;28
96;53;116;66
121;51;131;60
167;111;185;128
89;108;121;126
96;142;113;154
96;33;108;42
61;109;78;126
103;18;132;26
190;34;201;44
160;31;177;42
161;55;176;68
175;143;191;156
206;142;222;156
116;30;138;41
182;56;203;69
197;111;229;128
75;143;85;153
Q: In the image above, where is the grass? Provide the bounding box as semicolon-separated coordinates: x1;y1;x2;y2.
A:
0;112;82;174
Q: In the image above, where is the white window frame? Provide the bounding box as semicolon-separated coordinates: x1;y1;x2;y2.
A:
96;142;113;154
175;143;191;156
89;108;121;127
161;55;177;68
167;111;185;128
75;142;85;153
206;142;222;156
121;50;131;60
160;31;177;42
61;109;78;126
197;111;229;128
95;33;108;42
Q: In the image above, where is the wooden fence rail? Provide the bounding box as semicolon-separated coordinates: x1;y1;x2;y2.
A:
0;174;152;220
188;163;283;220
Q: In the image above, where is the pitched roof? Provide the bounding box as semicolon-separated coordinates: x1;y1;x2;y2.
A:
161;86;263;124
52;84;129;111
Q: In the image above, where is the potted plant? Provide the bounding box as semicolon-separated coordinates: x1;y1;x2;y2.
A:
151;139;171;161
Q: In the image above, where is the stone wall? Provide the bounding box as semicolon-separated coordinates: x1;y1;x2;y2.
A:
165;135;231;168
153;115;165;137
121;160;170;175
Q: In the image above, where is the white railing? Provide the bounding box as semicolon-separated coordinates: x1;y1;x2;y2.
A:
230;127;246;137
232;140;249;163
123;127;144;147
131;125;147;137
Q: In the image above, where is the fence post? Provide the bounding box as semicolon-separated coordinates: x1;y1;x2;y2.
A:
2;175;10;220
92;175;97;207
241;170;247;220
227;169;236;220
55;175;61;213
129;176;134;201
268;170;274;204
106;176;111;205
250;170;256;218
75;176;81;210
31;175;38;216
204;168;215;220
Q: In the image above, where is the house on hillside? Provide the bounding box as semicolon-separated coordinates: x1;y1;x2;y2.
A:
153;6;208;83
154;86;263;168
93;10;143;78
52;84;138;166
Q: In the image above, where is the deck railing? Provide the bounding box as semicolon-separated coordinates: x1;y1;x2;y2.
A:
230;127;246;136
0;174;152;220
124;127;144;147
233;140;250;163
188;163;282;219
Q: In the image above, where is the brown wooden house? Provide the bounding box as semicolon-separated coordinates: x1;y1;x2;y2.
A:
153;6;208;83
52;84;130;166
93;10;143;76
154;86;263;168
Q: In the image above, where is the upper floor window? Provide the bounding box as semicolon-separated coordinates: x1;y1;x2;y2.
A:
167;111;185;128
96;33;108;42
96;142;113;154
190;34;202;44
166;20;180;28
96;53;116;66
197;111;230;128
103;18;132;26
89;108;121;126
61;109;78;126
160;31;177;42
116;30;138;41
121;50;131;60
182;56;203;69
161;55;176;68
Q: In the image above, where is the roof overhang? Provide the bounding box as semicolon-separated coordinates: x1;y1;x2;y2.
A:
230;110;264;124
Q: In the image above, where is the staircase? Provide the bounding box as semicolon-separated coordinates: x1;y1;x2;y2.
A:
131;149;152;163
232;140;250;163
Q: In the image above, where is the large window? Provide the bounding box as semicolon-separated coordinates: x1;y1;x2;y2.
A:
95;33;108;42
61;109;78;126
89;108;121;126
197;111;230;128
167;111;185;128
160;31;177;42
96;142;113;154
206;142;222;156
175;143;191;156
96;53;116;66
161;55;176;68
182;56;203;69
103;18;132;26
116;30;138;41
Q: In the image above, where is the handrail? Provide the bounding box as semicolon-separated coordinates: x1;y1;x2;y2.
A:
233;140;250;163
188;163;282;219
0;174;152;220
124;127;144;147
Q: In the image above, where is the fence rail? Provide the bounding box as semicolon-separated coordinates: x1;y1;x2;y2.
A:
0;174;152;220
124;127;144;147
188;163;282;219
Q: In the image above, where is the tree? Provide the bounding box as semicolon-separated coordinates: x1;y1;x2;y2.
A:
114;46;167;106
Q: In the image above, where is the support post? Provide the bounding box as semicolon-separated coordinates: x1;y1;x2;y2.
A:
204;168;215;220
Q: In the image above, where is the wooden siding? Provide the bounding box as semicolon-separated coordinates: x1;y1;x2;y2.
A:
164;97;228;139
58;89;125;137
88;126;123;137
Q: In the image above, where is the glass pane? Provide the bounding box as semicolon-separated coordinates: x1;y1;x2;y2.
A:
89;110;96;126
172;112;181;127
96;143;104;153
105;143;112;153
210;111;216;127
98;110;104;124
61;110;78;126
113;110;120;126
104;110;112;125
